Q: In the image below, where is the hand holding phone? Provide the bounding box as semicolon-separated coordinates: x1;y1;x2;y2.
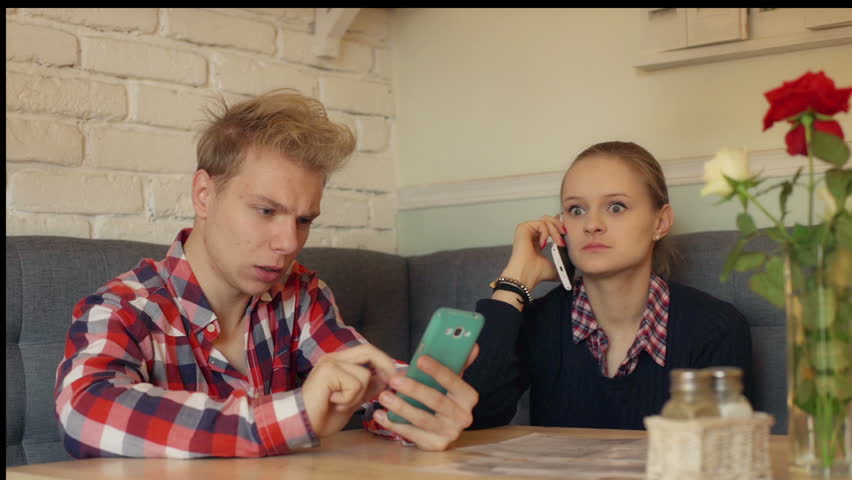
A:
550;224;575;291
551;239;574;291
386;307;484;424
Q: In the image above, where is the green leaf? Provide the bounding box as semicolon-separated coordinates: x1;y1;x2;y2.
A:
836;213;852;249
780;181;793;219
810;129;851;167
735;252;767;272
825;168;852;213
749;255;785;308
737;212;757;236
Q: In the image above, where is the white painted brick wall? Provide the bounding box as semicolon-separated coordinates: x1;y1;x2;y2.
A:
11;170;143;214
134;84;212;129
319;77;394;116
5;21;79;66
213;51;315;96
370;194;397;229
92;216;192;245
6;69;127;120
319;191;370;227
330;153;396;192
6;115;84;165
7;8;398;254
6;213;91;238
278;31;373;73
88;125;197;173
167;9;276;54
24;8;159;33
147;175;195;218
83;37;207;86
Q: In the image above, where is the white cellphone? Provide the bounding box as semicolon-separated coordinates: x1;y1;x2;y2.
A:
550;236;573;291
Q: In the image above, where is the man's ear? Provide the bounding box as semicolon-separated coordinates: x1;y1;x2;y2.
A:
655;204;674;239
192;169;215;219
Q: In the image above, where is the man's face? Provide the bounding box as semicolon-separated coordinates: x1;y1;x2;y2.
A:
198;146;324;299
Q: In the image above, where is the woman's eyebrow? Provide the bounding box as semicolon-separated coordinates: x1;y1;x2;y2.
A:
562;193;631;203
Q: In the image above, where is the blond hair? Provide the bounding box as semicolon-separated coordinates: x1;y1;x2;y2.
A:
562;141;681;278
196;89;356;188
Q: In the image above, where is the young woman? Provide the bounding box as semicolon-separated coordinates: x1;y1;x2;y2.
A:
464;141;752;430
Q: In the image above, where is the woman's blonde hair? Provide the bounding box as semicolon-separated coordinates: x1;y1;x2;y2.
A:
196;88;356;189
562;141;681;278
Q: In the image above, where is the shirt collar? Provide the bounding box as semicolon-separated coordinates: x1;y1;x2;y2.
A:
160;228;287;335
570;273;670;367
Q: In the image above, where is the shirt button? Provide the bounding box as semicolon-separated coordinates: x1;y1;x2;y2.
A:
261;292;272;302
206;324;216;333
255;391;262;399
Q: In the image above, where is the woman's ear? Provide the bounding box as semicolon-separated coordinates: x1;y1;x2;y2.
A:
655;204;674;240
192;169;215;219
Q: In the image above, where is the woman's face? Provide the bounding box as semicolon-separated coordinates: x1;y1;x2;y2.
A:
560;154;670;280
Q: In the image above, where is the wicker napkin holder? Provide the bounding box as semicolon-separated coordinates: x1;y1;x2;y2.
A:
644;412;775;480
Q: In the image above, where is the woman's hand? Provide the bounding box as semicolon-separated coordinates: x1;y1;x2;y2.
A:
494;215;566;308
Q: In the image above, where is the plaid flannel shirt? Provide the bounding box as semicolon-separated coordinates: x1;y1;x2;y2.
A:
55;228;400;459
571;273;670;377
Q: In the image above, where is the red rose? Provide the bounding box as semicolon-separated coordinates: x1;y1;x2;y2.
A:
784;120;845;156
763;71;851;131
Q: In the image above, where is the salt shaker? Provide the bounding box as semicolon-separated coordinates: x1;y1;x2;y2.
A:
705;366;752;418
660;368;719;419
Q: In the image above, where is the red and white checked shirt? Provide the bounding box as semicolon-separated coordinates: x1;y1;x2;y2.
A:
571;273;670;377
55;228;399;459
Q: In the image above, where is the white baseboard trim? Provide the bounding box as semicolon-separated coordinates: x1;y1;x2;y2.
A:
398;146;851;211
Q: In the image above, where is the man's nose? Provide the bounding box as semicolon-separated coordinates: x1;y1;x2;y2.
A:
271;220;300;254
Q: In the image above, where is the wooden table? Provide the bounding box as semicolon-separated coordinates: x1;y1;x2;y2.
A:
5;426;842;480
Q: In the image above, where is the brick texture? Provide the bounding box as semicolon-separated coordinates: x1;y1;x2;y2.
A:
6;70;127;120
83;37;207;85
12;170;143;214
6;8;397;253
6;116;84;165
89;125;197;173
168;9;276;54
6;21;78;66
25;8;158;32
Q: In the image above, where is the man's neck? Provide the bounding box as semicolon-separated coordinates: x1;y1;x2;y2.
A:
183;228;250;331
582;264;653;334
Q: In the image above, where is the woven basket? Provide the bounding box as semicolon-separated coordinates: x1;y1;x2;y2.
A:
644;412;775;480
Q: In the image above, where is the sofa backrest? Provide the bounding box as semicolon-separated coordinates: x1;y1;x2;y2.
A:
407;230;787;434
5;229;786;466
5;236;408;467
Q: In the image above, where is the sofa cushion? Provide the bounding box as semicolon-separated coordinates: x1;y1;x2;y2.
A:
5;237;408;466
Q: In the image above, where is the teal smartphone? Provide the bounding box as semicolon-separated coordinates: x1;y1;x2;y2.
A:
386;307;484;424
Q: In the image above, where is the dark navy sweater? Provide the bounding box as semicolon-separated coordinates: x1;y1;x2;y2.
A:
464;281;753;430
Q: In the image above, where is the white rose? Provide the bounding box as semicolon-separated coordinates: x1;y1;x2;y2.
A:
701;147;752;197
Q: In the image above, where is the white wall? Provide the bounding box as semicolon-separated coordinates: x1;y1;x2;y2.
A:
6;8;398;252
390;8;852;254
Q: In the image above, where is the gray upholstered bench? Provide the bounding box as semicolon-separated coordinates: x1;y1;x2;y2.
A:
6;230;786;466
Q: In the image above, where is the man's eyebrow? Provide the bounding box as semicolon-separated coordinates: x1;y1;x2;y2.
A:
249;195;320;218
562;193;631;203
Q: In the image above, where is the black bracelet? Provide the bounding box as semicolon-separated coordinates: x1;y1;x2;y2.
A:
489;276;533;304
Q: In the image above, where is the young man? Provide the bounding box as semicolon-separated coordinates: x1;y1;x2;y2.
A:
54;90;479;458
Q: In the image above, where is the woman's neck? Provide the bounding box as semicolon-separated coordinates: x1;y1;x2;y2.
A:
582;265;653;334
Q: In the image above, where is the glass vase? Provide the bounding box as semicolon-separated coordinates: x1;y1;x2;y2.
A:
784;245;852;477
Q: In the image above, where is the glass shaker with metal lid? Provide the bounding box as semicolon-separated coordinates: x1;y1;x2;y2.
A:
705;366;753;418
660;368;720;419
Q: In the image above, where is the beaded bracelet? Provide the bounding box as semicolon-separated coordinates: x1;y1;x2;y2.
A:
489;276;533;305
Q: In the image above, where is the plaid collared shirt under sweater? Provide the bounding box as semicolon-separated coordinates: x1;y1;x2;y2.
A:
571;273;670;377
55;228;399;459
